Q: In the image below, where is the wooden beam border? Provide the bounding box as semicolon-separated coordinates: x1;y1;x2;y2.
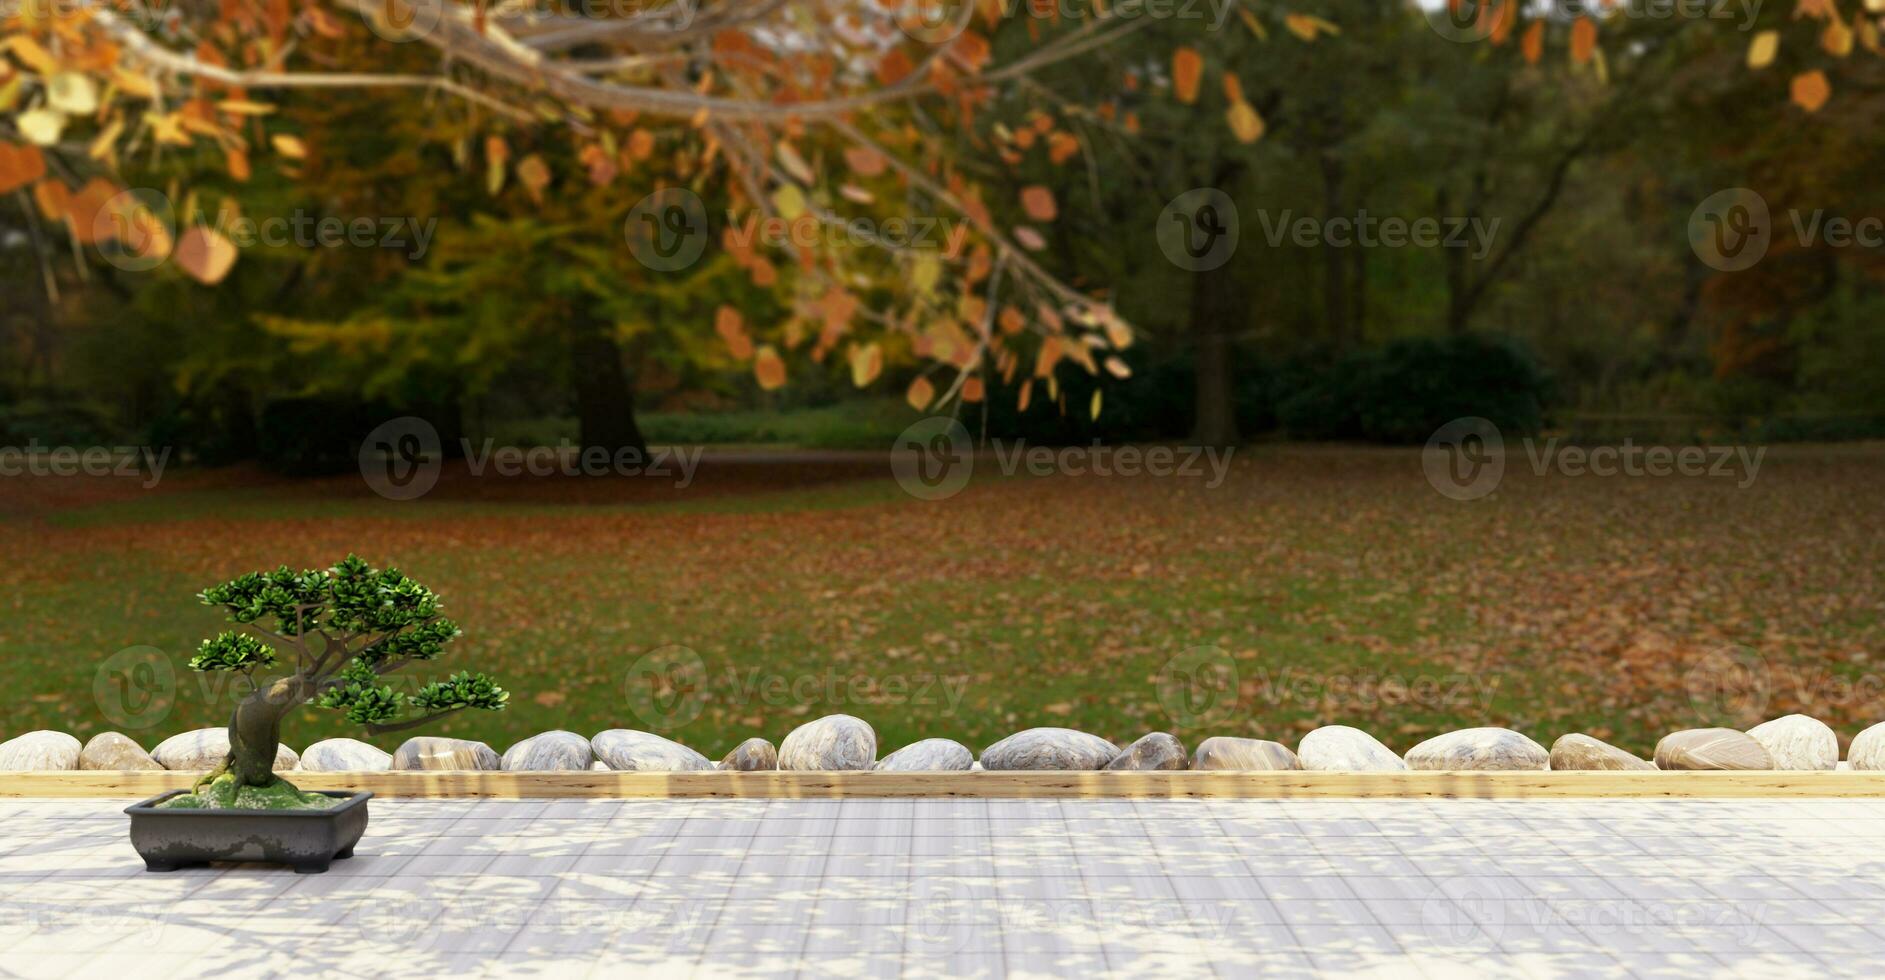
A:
5;770;1885;799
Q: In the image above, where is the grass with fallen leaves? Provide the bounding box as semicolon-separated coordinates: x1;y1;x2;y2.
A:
2;444;1879;762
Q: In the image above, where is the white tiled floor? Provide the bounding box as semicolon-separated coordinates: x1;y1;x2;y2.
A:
2;797;1883;978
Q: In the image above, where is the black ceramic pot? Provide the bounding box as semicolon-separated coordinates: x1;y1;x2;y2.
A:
124;789;372;874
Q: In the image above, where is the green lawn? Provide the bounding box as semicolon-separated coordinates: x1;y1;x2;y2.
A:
3;444;1880;761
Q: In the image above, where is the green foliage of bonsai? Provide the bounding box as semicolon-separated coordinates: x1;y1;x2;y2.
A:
167;555;507;809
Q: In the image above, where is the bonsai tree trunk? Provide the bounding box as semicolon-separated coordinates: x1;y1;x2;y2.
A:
190;675;330;808
223;676;308;785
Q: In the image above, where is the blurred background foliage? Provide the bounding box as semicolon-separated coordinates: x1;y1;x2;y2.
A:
3;3;1882;466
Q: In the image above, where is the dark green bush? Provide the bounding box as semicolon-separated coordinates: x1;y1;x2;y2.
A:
1277;335;1551;443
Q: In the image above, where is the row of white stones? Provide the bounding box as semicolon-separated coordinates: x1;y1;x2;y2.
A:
0;712;1878;772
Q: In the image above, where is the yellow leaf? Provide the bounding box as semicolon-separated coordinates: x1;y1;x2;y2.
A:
1823;21;1854;58
1172;47;1203;104
754;345;787;390
849;343;882;387
217;100;277;116
772;183;807;220
271;134;307;159
47;73;97;115
776;141;815;185
1747;30;1780;69
907;376;935;411
1226;100;1264;143
18;109;65;147
174;227;238;285
1284;14;1339;41
911;255;941;295
1089;388;1102;420
1104;356;1132;380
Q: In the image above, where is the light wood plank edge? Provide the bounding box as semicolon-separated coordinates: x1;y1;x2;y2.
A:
5;770;1885;798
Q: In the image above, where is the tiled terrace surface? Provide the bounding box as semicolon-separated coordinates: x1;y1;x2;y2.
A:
3;797;1883;978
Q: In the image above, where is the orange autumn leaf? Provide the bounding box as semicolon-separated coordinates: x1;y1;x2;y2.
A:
1020;186;1057;222
962;376;985;403
1791;70;1831;112
1047;131;1080;165
1172;47;1203;104
844;145;887;177
1570;16;1598;66
0;142;47;196
715;305;753;360
906;376;936;411
753;345;787;390
174;227;238;285
1522;20;1545;65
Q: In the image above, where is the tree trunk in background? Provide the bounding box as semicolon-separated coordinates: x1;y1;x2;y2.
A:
570;306;647;455
1320;154;1350;346
1189;160;1247;449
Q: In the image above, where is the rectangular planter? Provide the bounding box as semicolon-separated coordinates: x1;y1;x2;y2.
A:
124;789;372;873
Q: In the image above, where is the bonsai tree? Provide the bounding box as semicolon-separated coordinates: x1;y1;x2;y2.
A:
174;555;507;808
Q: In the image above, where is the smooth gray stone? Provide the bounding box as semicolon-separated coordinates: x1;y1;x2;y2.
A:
297;738;392;772
875;739;974;771
1549;733;1656;771
1745;715;1837;770
721;738;779;771
1654;728;1774;770
980;728;1119;771
78;731;160;770
1405;727;1548;771
1297;725;1407;771
778;714;876;771
591;729;712;772
1191;736;1299;771
502;730;595;771
0;730;81;770
153;727;300;771
390;736;499;771
1105;733;1189;771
